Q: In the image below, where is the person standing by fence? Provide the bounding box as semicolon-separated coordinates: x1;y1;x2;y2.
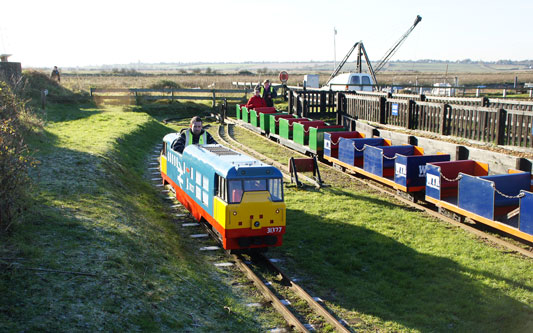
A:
257;79;277;107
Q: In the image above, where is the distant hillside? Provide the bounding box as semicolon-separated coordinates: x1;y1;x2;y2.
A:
53;60;533;74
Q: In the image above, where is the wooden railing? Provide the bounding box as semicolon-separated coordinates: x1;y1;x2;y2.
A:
288;90;337;117
90;88;250;106
335;93;533;148
488;98;533;111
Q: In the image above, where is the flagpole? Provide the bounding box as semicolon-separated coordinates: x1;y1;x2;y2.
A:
333;27;337;71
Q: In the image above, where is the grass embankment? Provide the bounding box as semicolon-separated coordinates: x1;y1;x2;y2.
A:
0;102;283;331
232;125;533;332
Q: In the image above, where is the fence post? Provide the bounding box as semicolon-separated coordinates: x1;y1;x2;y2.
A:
90;87;94;97
288;89;294;115
456;146;469;160
379;96;386;124
515;157;532;173
212;90;216;108
320;91;326;115
407;99;415;129
220;98;227;125
336;92;345;125
439;103;448;135
41;90;47;110
495;108;507;145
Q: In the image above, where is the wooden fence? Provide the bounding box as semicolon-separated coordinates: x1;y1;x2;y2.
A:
488;98;533;111
90;88;250;106
288;90;337;117
338;93;533;148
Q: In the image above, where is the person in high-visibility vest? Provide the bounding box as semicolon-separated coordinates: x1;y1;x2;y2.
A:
172;116;217;153
257;79;277;107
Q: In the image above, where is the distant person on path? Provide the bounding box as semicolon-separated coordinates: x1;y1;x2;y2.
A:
257;79;277;107
171;116;217;153
245;87;267;109
50;66;60;82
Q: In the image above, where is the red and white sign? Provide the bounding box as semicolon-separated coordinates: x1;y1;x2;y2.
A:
279;71;289;83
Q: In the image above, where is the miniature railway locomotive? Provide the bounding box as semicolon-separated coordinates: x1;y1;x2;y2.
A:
160;132;286;251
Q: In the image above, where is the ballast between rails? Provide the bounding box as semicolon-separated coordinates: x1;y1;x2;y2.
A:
233;104;533;247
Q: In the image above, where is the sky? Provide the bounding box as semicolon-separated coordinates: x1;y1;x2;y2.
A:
1;0;532;68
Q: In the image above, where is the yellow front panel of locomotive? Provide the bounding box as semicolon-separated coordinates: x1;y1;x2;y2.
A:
227;192;286;230
160;154;167;175
213;196;228;228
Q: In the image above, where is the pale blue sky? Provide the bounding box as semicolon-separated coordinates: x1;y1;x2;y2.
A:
1;0;531;67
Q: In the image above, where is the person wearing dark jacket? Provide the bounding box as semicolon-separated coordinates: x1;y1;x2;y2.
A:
245;87;267;109
50;66;60;82
171;116;217;153
257;79;277;107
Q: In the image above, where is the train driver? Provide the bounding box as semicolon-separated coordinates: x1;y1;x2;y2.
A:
171;116;217;153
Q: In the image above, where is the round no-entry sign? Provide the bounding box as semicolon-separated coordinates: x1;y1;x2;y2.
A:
279;71;289;83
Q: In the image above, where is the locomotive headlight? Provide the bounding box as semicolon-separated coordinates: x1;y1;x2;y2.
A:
233;211;237;216
275;209;280;214
254;221;260;228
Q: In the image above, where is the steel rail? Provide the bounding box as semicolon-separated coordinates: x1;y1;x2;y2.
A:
215;125;352;331
256;254;351;333
232;254;310;333
216;123;320;188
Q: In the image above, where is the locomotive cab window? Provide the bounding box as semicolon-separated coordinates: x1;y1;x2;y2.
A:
243;179;267;191
162;142;166;156
227;178;284;204
228;180;244;203
216;175;227;202
268;178;284;202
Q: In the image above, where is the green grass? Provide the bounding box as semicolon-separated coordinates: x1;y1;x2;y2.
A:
275;188;533;332
0;101;284;331
3;97;533;332
230;124;533;332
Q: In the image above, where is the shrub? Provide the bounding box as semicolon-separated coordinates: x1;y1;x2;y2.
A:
0;82;36;233
149;80;182;90
237;70;253;75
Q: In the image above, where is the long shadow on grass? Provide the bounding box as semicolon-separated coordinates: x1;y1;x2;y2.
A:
282;190;533;332
3;109;265;331
45;102;104;123
128;101;215;123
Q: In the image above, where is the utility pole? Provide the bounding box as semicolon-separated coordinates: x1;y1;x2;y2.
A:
333;27;337;71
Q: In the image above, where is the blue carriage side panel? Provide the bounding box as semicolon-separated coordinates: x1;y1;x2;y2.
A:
481;173;530;207
338;138;384;166
519;191;533;235
324;132;333;157
425;164;442;200
458;173;495;220
394;154;450;188
364;145;414;177
363;145;386;177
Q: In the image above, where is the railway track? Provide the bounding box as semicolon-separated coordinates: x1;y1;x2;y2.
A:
223;118;533;259
215;124;352;332
150;139;351;332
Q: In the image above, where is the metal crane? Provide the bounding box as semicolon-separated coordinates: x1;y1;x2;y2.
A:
374;15;422;73
326;15;422;87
